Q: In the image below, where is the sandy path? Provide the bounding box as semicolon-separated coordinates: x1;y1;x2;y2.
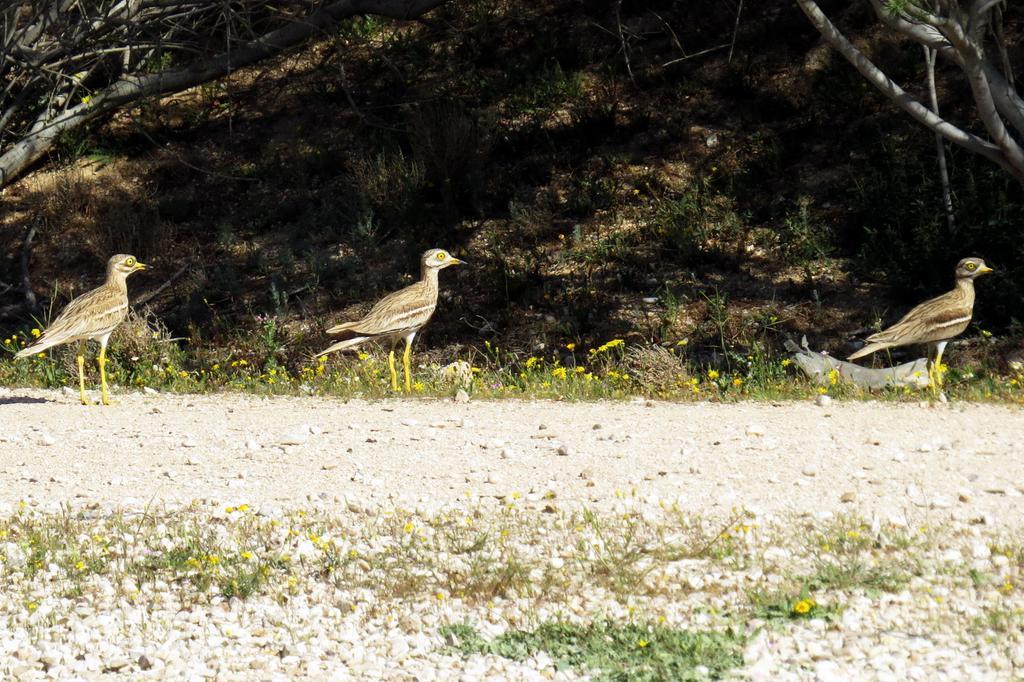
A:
1;388;1023;523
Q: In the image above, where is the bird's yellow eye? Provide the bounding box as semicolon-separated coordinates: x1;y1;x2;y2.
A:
436;252;446;261
966;262;977;271
124;257;136;267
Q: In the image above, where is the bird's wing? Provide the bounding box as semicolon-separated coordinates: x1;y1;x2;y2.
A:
17;285;127;355
331;281;437;338
865;290;973;347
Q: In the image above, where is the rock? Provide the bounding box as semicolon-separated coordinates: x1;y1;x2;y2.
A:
905;484;926;506
815;660;845;682
815;394;832;408
746;423;767;437
454;389;470;404
930;494;953;509
971;542;991;560
840;491;856;503
38;434;55;446
802;466;817;477
278;432;308;446
555;444;572;457
940;549;962;563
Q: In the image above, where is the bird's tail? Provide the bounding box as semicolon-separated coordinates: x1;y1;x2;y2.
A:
14;337;61;359
847;341;893;362
315;335;370;358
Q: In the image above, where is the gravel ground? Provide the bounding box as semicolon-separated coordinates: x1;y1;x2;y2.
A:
0;388;1023;680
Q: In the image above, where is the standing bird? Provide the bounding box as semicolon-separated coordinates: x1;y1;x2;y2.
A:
316;248;465;392
16;254;147;405
848;257;993;388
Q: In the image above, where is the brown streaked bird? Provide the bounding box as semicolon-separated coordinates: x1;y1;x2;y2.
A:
848;257;993;388
16;254;147;405
316;248;465;392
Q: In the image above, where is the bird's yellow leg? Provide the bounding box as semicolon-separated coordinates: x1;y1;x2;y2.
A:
933;344;947;387
403;340;413;393
77;350;89;406
387;349;399;392
98;343;110;406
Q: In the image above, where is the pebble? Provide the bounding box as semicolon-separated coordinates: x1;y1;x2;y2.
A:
746;423;767;437
278;432;308;446
555;445;572;457
815;394;832;407
454;390;470;404
802;466;817;477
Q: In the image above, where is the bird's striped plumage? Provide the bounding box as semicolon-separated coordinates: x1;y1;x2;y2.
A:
848;257;991;361
16;254;147;404
847;278;976;360
16;282;129;358
848;257;992;390
317;248;464;391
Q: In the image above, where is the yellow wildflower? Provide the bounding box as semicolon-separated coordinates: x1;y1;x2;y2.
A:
707;370;719;380
732;377;743;387
31;328;40;338
637;638;648;648
566;342;576;351
552;367;567;380
793;598;814;615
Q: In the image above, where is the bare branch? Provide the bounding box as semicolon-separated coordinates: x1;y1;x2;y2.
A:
798;0;1024;183
0;0;449;186
795;0;1020;180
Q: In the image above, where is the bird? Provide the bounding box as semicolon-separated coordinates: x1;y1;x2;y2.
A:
316;248;465;392
848;257;993;389
16;254;147;405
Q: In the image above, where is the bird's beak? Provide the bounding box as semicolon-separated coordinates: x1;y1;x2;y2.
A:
450;257;467;266
135;262;148;271
980;266;994;274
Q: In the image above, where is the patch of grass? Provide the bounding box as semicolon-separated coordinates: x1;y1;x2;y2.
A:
5;315;1024;404
800;518;917;595
440;620;746;681
806;560;911;595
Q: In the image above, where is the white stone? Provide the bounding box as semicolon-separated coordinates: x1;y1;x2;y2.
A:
746;423;767;437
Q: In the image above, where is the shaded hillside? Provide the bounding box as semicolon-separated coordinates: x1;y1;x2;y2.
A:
1;0;1021;371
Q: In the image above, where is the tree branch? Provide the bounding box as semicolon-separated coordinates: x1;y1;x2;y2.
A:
797;0;1024;183
797;1;1018;175
0;0;448;187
